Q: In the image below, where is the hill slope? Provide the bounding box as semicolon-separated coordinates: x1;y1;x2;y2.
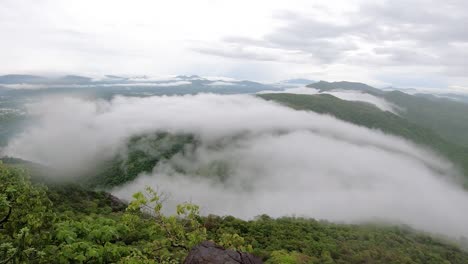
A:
307;81;468;147
258;93;468;180
384;91;468;147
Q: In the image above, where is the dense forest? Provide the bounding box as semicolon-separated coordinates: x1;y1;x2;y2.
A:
2;162;468;263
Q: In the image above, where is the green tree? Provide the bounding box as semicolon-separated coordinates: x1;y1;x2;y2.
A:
0;162;54;263
126;186;207;262
266;250;315;264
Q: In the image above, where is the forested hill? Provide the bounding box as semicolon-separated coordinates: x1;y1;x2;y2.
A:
258;93;468;181
383;90;468;147
306;80;468;147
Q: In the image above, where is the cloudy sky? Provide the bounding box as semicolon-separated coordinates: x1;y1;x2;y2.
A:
1;0;467;88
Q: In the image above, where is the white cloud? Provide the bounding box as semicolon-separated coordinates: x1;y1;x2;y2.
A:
204;76;239;82
4;94;468;238
109;81;191;87
206;81;237;86
258;87;398;113
387;86;468;96
325;90;398;113
258;87;320;95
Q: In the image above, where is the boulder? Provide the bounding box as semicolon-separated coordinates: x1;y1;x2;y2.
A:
184;241;263;264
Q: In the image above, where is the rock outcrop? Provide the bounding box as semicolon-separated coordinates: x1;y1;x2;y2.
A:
184;241;263;264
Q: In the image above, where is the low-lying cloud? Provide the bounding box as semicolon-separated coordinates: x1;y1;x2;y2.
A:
206;81;237;86
323;90;399;113
4;93;468;238
259;87;398;113
1;81;192;90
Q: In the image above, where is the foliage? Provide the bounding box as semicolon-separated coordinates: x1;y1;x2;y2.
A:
2;162;468;263
126;186;209;262
0;162;54;263
207;215;468;264
266;250;316;264
88;133;194;188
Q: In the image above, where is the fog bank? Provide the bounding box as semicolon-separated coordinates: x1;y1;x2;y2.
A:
259;87;398;113
4;93;468;237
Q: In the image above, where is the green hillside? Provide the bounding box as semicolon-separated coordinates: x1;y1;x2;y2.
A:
383;91;468;147
307;81;468;147
258;93;468;180
2;162;468;263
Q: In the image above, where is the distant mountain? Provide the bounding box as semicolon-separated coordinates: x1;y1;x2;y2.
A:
385;87;468;105
278;79;316;86
54;75;92;84
433;93;468;104
0;74;49;84
382;90;468;147
308;80;384;95
0;74;280;96
0;74;271;88
0;74;92;85
104;75;127;80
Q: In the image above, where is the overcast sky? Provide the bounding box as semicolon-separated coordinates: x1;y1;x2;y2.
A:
1;0;467;88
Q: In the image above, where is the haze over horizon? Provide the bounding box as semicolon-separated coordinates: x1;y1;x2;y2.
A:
1;0;468;91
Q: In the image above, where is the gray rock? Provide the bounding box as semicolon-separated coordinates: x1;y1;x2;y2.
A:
184;241;263;264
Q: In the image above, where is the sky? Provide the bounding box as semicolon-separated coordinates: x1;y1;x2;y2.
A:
1;0;468;88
